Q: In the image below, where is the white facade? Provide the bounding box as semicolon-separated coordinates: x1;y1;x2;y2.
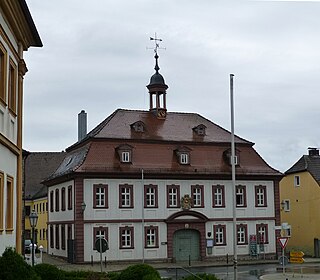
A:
48;177;277;262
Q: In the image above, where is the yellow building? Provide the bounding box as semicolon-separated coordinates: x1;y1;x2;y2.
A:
23;151;65;253
280;147;320;257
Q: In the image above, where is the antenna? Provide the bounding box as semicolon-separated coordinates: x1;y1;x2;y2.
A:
147;33;166;54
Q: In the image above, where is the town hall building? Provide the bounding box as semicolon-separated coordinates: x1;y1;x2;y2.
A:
45;49;283;263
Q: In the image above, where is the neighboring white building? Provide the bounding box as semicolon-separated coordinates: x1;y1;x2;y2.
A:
45;52;282;263
0;1;42;254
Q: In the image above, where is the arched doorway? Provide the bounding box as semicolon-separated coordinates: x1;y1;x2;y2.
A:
173;229;200;261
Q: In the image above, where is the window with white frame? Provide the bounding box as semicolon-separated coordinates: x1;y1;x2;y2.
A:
144;185;158;208
119;184;133;208
191;185;204;207
121;151;130;163
237;224;247;244
167;185;180;208
256;224;268;244
93;227;108;249
236;185;246;207
145;226;158;248
94;184;108;208
255;185;267;207
120;227;134;249
214;225;226;245
294;175;300;187
180;153;189;164
282;199;290;212
212;185;225;207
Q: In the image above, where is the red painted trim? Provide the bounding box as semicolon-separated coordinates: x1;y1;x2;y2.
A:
93;226;108;250
144;226;159;248
213;224;226;246
191;184;204;208
236;185;247;207
255;185;267;207
166;184;180;208
144;184;158;208
119;184;134;208
93;184;108;209
212;185;225;208
119;226;134;249
236;224;248;245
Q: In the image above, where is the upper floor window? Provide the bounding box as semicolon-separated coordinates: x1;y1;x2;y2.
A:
174;146;191;165
61;187;66;211
166;185;180;208
144;184;158;208
50;190;54;212
223;148;240;166
192;124;206;136
294;175;300;187
8;59;17;114
212;185;225;208
237;224;248;245
214;224;226;246
0;43;7;104
255;185;267;207
236;185;246;207
191;185;204;208
145;226;159;248
0;172;4;230
282;199;290;212
6;176;13;230
120;227;134;249
119;184;133;208
116;144;133;164
93;184;108;208
55;189;59;212
67;185;72;210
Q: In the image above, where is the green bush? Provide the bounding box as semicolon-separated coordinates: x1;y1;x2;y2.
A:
34;263;65;280
119;263;160;280
0;247;39;280
181;273;219;280
64;270;111;280
107;271;120;280
142;273;161;280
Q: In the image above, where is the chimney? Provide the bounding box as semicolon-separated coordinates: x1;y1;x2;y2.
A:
78;110;87;141
308;147;319;157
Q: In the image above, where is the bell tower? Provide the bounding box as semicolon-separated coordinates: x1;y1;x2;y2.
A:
146;36;168;119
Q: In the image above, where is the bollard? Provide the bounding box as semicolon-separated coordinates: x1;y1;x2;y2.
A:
227;254;229;264
189;255;191;266
91;255;93;266
105;256;107;268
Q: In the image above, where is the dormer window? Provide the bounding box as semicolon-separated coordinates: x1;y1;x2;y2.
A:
193;124;207;136
130;121;146;133
175;146;191;165
223;148;240;166
116;144;133;163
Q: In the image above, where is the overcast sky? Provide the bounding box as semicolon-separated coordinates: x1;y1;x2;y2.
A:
23;0;320;173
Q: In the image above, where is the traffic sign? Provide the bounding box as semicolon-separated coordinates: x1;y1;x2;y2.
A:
290;257;305;264
290;251;304;258
278;237;289;249
95;238;108;253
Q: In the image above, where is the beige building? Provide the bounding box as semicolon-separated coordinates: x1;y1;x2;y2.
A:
280;148;320;256
0;1;42;254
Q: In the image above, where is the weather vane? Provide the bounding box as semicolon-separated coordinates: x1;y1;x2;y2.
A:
148;33;166;54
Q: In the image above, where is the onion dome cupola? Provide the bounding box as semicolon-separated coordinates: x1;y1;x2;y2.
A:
147;45;168;119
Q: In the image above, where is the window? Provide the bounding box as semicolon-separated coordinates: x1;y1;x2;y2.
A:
55;189;59;212
294;175;300;187
119;184;133;208
116;144;133;163
192;124;206;136
214;225;226;246
255;185;267;207
145;226;158;248
67;185;72;210
223;148;240;166
55;225;60;249
61;187;66;211
166;185;180;208
68;225;72;240
256;224;268;244
93;184;108;208
191;185;204;208
282;199;290;212
61;225;66;250
236;185;246;207
50;225;54;248
6;176;13;230
0;172;3;230
0;42;7;104
122;152;130;163
50;191;54;212
25;205;31;216
237;224;248;245
212;185;225;208
144;184;158;208
119;227;134;249
131;121;145;132
93;227;108;249
8;59;17;114
180;153;189;164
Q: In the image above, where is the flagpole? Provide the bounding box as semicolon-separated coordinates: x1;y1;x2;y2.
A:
230;74;237;280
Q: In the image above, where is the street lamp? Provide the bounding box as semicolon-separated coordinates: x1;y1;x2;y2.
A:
29;210;38;266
